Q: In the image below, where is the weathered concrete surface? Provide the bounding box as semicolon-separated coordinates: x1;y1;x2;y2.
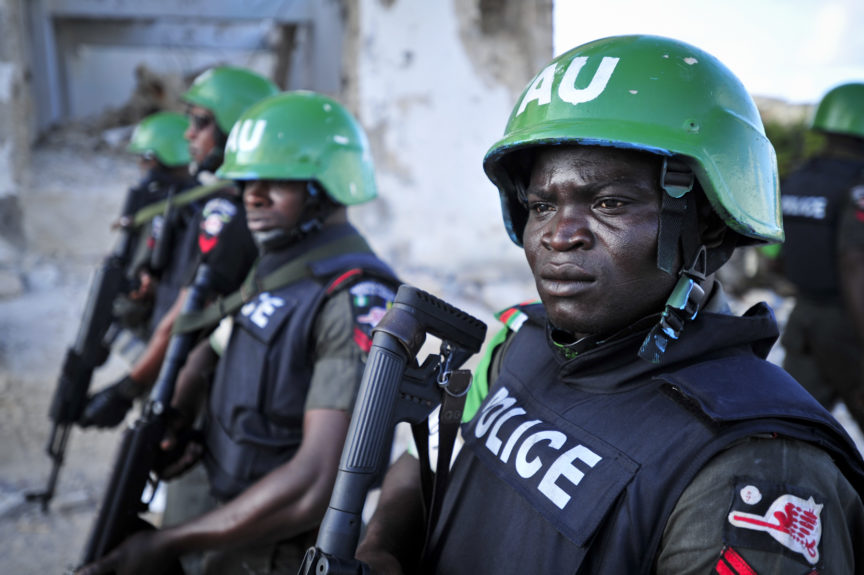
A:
0;0;31;253
0;138;138;574
346;0;553;319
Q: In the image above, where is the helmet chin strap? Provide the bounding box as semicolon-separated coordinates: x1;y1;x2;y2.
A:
656;157;694;274
639;157;710;364
639;246;709;363
254;182;337;252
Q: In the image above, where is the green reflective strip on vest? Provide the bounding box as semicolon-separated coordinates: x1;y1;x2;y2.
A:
131;180;235;228
462;324;508;423
462;301;540;422
171;233;373;335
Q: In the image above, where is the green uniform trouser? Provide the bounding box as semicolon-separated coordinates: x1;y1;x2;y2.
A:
163;465;216;575
200;529;317;575
781;298;864;428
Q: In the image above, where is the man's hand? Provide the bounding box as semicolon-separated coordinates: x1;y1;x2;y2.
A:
75;530;175;575
79;375;141;428
128;271;155;301
157;424;205;480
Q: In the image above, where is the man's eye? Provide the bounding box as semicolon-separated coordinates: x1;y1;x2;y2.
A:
596;198;626;210
528;202;554;215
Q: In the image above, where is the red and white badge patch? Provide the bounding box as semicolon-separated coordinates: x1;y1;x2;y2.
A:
725;480;823;566
199;198;237;254
348;280;396;352
851;186;864;222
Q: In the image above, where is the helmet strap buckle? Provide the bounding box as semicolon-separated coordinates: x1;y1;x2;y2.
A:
657;157;695;275
660;157;694;198
639;246;709;364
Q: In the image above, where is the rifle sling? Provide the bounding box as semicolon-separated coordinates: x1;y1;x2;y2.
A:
172;234;373;335
132;180;235;228
416;387;466;557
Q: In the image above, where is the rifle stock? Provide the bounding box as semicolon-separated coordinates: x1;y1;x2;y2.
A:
81;415;164;563
78;264;215;571
29;230;135;510
300;285;486;575
30;175;180;510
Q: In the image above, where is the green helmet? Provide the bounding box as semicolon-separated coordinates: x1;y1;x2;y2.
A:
127;111;190;167
811;82;864;139
182;67;280;134
484;34;782;247
216;91;377;206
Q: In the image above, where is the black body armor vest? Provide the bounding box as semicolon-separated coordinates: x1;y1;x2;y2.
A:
424;305;864;574
781;156;864;301
203;226;397;500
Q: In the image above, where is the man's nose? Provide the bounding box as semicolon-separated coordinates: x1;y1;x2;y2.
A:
546;208;593;251
244;183;270;207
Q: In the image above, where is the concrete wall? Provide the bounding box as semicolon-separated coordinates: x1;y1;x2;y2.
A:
10;0;555;323
0;0;30;296
347;0;554;320
24;0;344;129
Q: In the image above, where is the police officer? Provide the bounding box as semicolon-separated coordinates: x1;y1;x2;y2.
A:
779;82;864;432
124;111;195;220
355;36;864;574
80;67;276;428
111;111;198;346
77;91;400;575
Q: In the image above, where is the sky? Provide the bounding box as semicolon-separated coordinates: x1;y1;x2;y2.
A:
554;0;864;104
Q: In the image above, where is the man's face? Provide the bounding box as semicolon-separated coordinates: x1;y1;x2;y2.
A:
243;180;308;233
137;156;159;176
522;146;677;340
184;106;218;167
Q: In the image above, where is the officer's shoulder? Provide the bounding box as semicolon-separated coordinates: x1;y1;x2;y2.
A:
318;275;396;353
495;300;544;333
661;435;860;573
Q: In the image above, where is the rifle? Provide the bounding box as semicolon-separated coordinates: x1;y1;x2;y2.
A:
27;182;150;511
300;285;487;575
149;186;178;275
78;263;215;571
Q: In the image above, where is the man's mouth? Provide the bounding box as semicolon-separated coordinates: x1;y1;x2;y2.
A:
245;214;272;230
537;264;595;296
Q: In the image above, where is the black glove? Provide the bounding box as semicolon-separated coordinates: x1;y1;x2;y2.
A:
155;425;206;480
79;375;141;428
112;293;153;329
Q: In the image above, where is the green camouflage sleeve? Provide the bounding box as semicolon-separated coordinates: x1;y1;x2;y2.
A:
305;280;396;412
656;436;864;574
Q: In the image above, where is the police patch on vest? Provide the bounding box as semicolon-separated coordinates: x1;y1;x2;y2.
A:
241;292;286;329
463;384;637;546
349;280;395;352
235;290;297;344
725;478;823;567
199;198;237;254
151;214;165;241
781;195;828;220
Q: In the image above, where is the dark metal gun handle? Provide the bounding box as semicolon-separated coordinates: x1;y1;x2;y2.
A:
316;329;409;559
313;285;487;561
